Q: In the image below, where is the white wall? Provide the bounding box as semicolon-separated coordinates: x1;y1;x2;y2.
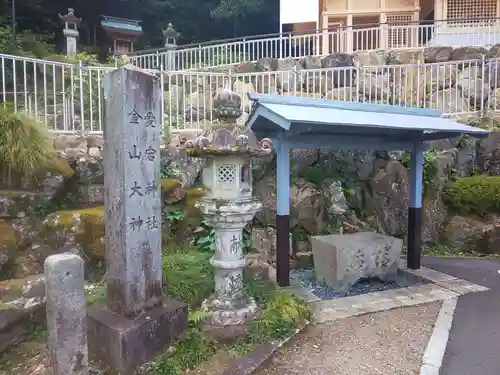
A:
279;0;320;25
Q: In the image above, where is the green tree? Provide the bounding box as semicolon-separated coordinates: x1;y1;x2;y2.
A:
211;0;265;36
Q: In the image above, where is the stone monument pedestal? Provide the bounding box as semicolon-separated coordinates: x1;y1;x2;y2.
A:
87;300;187;372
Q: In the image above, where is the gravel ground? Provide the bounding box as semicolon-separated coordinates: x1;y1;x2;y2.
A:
290;269;426;300
254;302;442;375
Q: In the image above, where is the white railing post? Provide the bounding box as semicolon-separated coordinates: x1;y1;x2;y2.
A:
481;54;487;119
78;60;85;136
198;45;203;69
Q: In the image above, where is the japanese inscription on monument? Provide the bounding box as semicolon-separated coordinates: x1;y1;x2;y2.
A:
103;67;162;318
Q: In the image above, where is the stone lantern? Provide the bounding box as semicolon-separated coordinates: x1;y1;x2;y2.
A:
162;23;179;71
162;23;179;48
183;88;272;334
58;8;81;59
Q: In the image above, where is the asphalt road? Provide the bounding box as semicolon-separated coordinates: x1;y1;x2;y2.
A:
422;256;500;375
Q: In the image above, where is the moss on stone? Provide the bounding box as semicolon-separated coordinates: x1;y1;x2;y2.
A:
185;187;204;199
184;188;204;214
43;207;105;261
44;207;104;227
160;179;182;193
0;219;17;249
442;175;500;216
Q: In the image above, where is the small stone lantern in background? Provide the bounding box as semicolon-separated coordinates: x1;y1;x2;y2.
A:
183;87;272;338
58;8;81;59
162;23;179;71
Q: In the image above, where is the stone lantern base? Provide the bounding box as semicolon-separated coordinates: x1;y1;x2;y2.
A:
196;196;262;342
201;295;258;343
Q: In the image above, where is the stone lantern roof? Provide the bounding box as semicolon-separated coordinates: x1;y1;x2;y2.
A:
59;8;82;27
162;23;180;40
183;87;272;158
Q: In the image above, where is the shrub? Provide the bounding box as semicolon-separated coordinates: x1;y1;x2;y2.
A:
0;106;68;184
442;175;500;216
162;250;214;307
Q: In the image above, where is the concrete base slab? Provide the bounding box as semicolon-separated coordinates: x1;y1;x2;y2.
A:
87;299;188;373
311;283;458;324
398;259;490;295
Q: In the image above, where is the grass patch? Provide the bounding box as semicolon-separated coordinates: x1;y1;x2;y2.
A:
162;250;214;308
84;249;214;308
231;288;310;355
151;311;217;374
151;279;311;375
81;249;309;375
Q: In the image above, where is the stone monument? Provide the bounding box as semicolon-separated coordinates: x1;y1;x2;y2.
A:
87;66;188;373
183;87;272;340
311;232;403;292
58;8;81;59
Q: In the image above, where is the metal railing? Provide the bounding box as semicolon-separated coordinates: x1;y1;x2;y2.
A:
2;52;500;134
129;18;500;71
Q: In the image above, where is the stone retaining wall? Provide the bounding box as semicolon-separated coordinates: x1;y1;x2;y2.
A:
160;45;500;130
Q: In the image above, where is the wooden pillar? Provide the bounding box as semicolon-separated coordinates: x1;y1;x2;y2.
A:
322;14;329;55
407;140;424;270
434;0;443;22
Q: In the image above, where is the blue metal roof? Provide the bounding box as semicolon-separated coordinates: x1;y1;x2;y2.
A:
101;16;142;33
247;93;488;144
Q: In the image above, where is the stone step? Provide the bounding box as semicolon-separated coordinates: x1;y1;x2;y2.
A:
0;275;45;353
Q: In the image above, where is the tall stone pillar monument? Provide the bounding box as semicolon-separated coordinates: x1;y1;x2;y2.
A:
58;8;81;59
87;66;188;373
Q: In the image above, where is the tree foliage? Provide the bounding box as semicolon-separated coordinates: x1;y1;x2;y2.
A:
211;0;265;20
1;0;278;54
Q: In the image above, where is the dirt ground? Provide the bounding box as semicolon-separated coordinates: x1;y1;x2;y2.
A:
0;303;441;375
254;302;441;375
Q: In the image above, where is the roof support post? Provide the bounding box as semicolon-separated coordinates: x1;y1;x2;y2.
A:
407;140;424;269
275;139;291;286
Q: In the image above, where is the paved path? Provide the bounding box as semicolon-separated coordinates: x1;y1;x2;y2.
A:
422;256;500;375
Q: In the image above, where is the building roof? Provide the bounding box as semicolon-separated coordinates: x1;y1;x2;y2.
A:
101;15;143;33
246;93;488;146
